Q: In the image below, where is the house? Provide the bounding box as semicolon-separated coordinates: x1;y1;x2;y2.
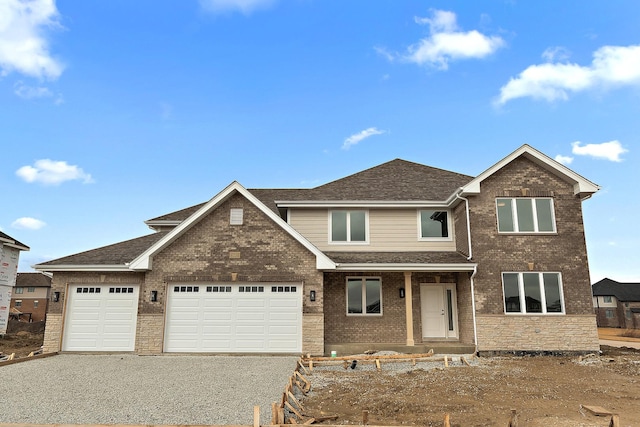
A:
592;278;640;329
9;272;52;322
1;232;30;335
35;145;601;356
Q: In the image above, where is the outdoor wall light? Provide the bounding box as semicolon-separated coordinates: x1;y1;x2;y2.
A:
150;290;158;302
52;291;60;302
310;290;316;302
399;288;405;299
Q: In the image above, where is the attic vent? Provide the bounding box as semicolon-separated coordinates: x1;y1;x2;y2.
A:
230;208;243;225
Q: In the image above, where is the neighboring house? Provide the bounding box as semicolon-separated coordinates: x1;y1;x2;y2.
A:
35;145;601;356
1;232;30;335
9;272;52;322
592;278;640;329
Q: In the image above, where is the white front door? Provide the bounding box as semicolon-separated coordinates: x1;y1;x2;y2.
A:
420;284;458;339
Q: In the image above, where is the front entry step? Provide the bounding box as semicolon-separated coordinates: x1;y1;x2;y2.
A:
325;342;476;357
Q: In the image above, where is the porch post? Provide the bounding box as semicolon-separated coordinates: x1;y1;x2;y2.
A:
404;271;414;346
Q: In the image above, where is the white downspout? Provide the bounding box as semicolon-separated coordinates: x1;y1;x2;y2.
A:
456;191;478;353
470;265;478;354
455;191;473;261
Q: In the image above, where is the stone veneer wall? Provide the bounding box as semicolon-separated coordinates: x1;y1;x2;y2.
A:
476;314;599;353
468;155;598;352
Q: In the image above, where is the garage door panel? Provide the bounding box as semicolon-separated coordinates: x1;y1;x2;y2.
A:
63;285;138;352
237;299;266;308
203;312;233;321
164;283;301;353
202;325;232;334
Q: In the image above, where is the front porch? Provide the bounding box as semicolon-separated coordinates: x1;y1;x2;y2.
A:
322;270;477;356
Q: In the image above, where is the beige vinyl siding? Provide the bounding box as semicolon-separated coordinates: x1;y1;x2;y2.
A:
289;208;456;251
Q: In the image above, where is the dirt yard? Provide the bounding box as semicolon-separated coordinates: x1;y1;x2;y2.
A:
300;346;640;427
0;328;44;358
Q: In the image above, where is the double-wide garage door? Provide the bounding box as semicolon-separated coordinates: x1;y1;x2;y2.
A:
62;285;139;351
164;283;302;353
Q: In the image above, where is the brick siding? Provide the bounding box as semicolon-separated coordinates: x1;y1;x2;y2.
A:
468;156;597;352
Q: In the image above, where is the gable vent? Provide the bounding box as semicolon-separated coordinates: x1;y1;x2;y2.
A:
230;208;244;225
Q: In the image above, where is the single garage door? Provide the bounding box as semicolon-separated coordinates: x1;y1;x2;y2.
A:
164;283;302;353
62;285;139;351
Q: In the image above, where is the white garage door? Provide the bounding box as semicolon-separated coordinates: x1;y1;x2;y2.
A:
62;285;139;352
164;283;301;353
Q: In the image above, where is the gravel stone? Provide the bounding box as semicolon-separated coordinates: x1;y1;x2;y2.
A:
0;354;297;425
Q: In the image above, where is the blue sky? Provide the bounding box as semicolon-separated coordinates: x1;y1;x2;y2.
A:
1;0;638;282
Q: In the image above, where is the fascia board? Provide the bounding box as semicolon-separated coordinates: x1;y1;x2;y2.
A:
333;263;477;272
276;200;452;208
129;181;336;271
144;220;182;226
3;242;30;251
460;144;600;196
32;264;131;272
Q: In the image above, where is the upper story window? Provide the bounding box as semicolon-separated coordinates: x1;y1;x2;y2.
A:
14;287;24;294
330;210;368;243
502;272;564;314
419;210;451;240
346;277;382;315
28;287;35;292
496;198;556;233
603;296;612;303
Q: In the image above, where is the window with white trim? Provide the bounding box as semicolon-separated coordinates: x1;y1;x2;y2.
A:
419;210;450;239
605;309;614;318
603;296;612;303
330;210;367;243
346;277;381;315
14;287;23;294
496;198;556;233
502;272;564;314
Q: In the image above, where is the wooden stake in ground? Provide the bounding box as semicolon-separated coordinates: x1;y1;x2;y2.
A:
362;410;368;425
609;414;620;427
508;409;518;427
253;406;260;427
443;413;451;427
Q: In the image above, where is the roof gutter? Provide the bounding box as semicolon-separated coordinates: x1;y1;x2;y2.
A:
333;263;477;272
32;264;132;272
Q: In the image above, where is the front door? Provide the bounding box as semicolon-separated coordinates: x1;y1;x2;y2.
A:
420;284;458;339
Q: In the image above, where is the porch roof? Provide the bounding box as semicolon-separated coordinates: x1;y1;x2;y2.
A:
324;251;476;272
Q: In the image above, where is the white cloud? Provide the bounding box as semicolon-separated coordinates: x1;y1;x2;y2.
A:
11;217;46;230
571;140;628;162
199;0;276;14
542;46;570;62
554;154;573;165
401;9;505;70
16;159;94;185
0;0;64;79
497;44;640;104
14;80;52;98
342;127;386;150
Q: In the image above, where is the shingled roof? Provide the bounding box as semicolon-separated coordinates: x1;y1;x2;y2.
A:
0;231;29;250
325;251;473;265
592;278;640;302
37;232;167;266
16;272;52;287
149;159;473;222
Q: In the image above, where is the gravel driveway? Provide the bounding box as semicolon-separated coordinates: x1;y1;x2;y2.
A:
0;354;297;425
